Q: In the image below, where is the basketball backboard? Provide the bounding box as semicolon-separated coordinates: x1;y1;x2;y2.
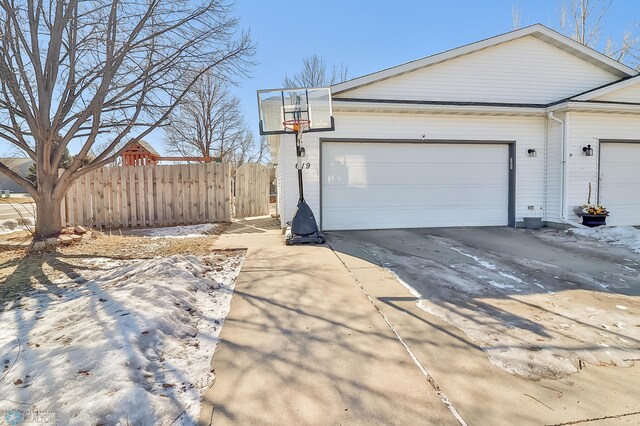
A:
257;87;334;135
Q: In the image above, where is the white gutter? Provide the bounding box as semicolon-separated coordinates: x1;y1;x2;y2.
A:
547;111;585;228
547;101;640;114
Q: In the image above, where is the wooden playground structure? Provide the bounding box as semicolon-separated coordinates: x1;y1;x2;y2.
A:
121;140;220;166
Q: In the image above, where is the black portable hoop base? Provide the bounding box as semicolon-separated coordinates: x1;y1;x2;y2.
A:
285;120;325;245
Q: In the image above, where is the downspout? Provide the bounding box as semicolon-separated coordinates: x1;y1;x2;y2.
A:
548;111;585;228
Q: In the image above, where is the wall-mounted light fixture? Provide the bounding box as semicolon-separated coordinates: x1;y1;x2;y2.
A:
527;149;537;157
582;145;594;156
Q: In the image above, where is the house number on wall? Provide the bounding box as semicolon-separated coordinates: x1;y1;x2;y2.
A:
295;163;311;170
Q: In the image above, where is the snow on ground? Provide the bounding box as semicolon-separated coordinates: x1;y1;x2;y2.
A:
0;217;35;235
0;253;243;425
124;223;225;239
570;225;640;254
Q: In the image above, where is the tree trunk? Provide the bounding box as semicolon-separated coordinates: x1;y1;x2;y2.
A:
35;174;64;238
36;195;63;237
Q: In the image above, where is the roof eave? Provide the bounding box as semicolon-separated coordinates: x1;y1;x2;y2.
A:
571;75;640;101
551;101;640;114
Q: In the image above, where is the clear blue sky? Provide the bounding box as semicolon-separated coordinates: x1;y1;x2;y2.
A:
228;0;640;157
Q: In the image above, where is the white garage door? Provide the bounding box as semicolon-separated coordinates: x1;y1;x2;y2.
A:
600;142;640;226
322;142;510;230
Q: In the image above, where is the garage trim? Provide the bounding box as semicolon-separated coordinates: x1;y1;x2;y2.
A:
597;139;640;205
319;138;517;230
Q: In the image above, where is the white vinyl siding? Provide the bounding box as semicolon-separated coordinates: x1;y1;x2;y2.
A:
278;112;547;229
566;112;640;220
593;82;640;103
599;143;640;226
321;143;509;230
337;36;617;104
545;115;564;223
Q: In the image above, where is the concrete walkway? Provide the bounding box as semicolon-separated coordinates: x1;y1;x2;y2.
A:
213;216;283;249
199;219;457;425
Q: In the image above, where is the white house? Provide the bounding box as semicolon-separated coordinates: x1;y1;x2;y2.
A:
268;24;640;231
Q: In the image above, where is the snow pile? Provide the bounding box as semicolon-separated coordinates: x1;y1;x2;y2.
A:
0;253;243;425
570;226;640;254
0;217;35;235
125;223;224;239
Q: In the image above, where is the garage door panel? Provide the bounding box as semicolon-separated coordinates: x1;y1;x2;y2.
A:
324;185;506;207
324;164;507;187
600;142;640;226
332;144;506;164
322;142;509;230
323;206;508;230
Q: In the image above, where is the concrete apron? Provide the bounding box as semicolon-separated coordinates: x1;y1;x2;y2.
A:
330;243;640;426
199;245;458;425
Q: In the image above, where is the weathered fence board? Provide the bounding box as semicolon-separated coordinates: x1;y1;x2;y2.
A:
62;163;232;229
235;163;270;218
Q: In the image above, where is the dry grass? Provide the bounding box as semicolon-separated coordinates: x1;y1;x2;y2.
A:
0;223;231;303
0;229;33;243
61;233;225;259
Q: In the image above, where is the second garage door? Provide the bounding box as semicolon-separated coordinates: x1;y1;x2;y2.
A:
599;142;640;226
321;142;511;230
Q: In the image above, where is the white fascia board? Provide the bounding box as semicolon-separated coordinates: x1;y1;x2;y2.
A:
333;100;546;116
332;24;636;96
547;101;640;114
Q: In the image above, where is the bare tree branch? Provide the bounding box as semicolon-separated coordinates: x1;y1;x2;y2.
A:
283;54;348;88
0;0;254;236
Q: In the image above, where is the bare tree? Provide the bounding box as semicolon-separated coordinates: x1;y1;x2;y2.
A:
512;4;522;30
0;0;254;237
560;0;612;46
604;25;640;67
283;54;348;88
559;0;639;69
164;70;250;161
228;131;268;170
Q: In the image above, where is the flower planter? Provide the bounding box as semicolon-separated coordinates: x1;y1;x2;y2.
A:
581;214;607;228
523;217;543;230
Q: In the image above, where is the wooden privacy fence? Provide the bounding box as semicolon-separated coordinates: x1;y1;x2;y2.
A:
61;163;232;229
234;163;270;218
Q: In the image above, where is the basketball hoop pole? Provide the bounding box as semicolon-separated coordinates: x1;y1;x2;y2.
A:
295;128;304;201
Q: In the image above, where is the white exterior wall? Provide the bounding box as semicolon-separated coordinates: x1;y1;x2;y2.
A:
594;83;640;103
566;112;640;220
278;111;549;229
545;114;564;223
339;37;618;104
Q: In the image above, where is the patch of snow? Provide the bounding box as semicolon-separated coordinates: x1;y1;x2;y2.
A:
125;223;224;239
569;226;640;254
0;253;244;425
498;271;524;283
616;305;628;310
487;280;520;291
450;247;496;270
0;218;34;235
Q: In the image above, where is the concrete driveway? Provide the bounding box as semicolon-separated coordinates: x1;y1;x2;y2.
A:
328;227;640;425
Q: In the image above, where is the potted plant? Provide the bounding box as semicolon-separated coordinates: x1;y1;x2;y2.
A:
575;183;609;227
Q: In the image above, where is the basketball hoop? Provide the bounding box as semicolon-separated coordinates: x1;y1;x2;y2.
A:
283;118;311;133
